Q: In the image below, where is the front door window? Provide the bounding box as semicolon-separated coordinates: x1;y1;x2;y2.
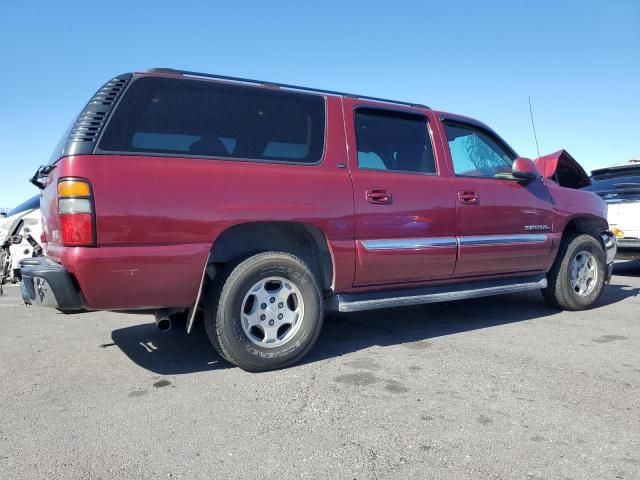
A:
444;123;514;178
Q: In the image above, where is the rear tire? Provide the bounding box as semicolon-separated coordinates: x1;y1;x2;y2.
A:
204;251;324;372
543;233;606;310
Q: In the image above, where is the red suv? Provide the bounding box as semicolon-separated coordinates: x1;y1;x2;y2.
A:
22;69;616;371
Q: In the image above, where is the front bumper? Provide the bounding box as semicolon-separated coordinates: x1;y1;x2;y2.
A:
616;238;640;260
20;257;83;311
601;231;617;282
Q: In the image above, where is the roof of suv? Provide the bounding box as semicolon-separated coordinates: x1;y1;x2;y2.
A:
144;68;431;110
141;69;500;138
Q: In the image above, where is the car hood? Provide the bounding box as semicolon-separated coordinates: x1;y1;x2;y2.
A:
534;150;591;189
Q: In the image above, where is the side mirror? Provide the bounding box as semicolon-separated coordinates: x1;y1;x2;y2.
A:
512;157;540;182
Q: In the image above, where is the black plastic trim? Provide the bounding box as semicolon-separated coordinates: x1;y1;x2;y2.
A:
53;73;133;162
20;257;83;311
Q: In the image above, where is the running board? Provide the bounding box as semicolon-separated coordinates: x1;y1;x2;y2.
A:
327;274;547;313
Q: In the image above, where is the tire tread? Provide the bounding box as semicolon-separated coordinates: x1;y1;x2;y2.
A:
543;233;605;311
204;251;323;372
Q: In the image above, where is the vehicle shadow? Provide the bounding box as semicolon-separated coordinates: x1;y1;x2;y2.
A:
111;319;230;374
111;281;639;375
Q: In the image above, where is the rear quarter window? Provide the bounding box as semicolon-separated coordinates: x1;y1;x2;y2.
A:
98;76;325;164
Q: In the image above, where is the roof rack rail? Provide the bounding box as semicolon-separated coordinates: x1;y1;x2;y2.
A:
147;68;429;109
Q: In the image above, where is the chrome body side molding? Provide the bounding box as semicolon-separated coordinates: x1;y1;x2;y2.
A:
361;234;548;251
362;237;457;250
327;274;547;313
459;234;547;246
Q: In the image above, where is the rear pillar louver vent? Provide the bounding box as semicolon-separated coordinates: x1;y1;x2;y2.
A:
68;111;107;142
90;77;128;107
68;74;131;144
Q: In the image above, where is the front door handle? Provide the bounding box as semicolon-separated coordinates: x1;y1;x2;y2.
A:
458;190;479;205
366;188;392;205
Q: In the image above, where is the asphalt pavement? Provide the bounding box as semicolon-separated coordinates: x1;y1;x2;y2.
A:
1;262;639;479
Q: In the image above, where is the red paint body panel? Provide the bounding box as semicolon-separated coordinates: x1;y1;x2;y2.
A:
547;182;609;235
38;73;610;312
349;167;458;285
61;243;210;310
355;242;457;285
342;98;458;285
455;240;553;277
42;96;356;309
450;176;555;277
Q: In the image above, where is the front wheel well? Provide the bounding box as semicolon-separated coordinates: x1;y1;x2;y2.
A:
209;222;333;293
557;216;610;261
562;216;608;241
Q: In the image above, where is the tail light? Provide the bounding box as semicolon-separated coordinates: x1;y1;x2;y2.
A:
58;178;95;246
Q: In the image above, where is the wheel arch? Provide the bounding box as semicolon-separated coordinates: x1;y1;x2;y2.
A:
546;214;611;271
561;214;609;241
209;221;334;293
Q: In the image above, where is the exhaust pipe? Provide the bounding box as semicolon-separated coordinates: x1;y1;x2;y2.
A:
154;310;172;332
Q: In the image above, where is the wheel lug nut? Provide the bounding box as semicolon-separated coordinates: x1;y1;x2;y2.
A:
261;303;267;309
278;302;284;308
269;319;275;326
260;314;266;321
270;297;276;303
278;313;283;320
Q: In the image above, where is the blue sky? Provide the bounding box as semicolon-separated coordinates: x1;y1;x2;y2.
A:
1;0;638;207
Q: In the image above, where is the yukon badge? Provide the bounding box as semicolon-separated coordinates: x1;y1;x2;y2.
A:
524;225;551;231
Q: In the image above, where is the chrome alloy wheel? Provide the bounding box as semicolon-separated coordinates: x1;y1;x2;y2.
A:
569;250;599;296
240;276;305;348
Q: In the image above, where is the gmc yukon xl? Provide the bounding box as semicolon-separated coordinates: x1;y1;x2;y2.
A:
22;69;616;371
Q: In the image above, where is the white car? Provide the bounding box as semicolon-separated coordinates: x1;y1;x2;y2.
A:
1;196;43;286
585;161;640;261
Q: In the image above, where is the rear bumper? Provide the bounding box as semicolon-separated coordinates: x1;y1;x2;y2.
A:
38;243;210;310
20;257;83;311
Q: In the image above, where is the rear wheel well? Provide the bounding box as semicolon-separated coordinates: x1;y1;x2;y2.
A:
209;222;333;293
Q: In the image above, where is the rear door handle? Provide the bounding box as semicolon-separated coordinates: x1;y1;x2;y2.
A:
458;190;479;205
366;188;392;205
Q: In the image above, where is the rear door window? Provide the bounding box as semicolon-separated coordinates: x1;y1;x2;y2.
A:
354;108;437;174
99;76;325;164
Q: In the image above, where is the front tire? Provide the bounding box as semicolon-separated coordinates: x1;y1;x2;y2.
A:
204;251;324;372
543;233;606;310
